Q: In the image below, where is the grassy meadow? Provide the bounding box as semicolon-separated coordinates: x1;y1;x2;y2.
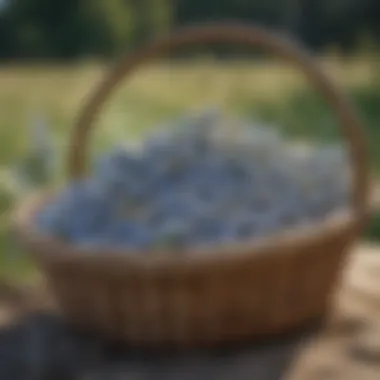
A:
0;57;379;281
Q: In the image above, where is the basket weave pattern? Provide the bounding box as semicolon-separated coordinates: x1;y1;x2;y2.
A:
46;232;347;345
14;23;370;347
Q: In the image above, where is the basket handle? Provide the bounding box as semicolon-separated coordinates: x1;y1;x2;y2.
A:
68;22;370;227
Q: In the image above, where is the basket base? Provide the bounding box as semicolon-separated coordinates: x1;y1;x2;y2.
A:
65;312;326;352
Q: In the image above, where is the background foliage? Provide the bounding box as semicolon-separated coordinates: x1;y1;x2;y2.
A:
0;0;379;60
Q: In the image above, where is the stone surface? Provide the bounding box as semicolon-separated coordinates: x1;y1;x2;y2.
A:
288;242;380;380
0;311;317;380
349;326;380;364
0;242;380;379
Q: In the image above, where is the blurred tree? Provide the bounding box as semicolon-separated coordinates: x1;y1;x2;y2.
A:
0;0;137;59
0;0;379;60
130;0;173;46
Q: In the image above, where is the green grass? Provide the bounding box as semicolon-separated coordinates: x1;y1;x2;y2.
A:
0;57;379;281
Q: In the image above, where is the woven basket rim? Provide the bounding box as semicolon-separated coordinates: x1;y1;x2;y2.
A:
12;190;358;272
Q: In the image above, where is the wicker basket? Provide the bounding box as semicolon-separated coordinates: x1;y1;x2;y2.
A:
13;23;371;347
